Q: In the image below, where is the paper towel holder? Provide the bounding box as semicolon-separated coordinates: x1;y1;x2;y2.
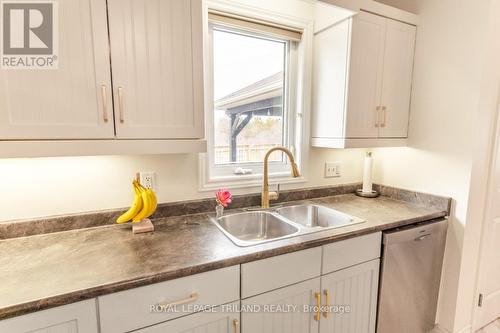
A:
356;151;380;198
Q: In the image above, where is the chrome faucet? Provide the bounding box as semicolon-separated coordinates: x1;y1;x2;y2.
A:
262;147;301;209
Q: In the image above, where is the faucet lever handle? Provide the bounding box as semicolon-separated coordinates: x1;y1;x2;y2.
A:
269;184;280;202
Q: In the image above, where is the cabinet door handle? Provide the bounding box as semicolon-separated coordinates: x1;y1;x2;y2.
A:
314;292;321;321
156;293;198;308
100;85;108;122
233;319;239;333
118;86;124;123
323;289;330;318
375;106;381;128
381;106;387;128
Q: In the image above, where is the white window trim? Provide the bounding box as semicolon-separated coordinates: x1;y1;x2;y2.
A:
199;0;314;192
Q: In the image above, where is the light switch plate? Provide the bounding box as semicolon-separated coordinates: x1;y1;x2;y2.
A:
325;162;341;178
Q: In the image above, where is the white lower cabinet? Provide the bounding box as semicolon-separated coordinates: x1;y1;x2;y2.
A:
241;278;321;333
134;301;240;333
240;233;382;333
240;260;380;333
98;266;240;333
319;260;380;333
0;299;98;333
0;236;381;333
241;247;322;298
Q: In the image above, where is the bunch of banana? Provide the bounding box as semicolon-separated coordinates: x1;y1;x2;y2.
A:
116;180;158;224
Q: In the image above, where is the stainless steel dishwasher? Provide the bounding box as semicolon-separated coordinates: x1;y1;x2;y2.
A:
377;218;448;333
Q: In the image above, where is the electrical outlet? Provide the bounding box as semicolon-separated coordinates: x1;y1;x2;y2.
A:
325;162;341;178
139;172;155;190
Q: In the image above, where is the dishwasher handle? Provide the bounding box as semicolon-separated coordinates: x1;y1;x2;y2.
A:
383;219;447;245
414;233;432;241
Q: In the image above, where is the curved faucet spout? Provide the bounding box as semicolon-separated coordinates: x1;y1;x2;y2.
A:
262;147;301;209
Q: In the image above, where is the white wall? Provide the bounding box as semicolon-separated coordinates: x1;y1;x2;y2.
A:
373;0;492;331
0;148;366;222
454;1;500;331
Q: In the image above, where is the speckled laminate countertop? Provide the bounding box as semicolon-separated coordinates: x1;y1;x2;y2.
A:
0;194;447;320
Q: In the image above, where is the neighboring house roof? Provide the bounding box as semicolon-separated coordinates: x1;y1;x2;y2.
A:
215;71;283;111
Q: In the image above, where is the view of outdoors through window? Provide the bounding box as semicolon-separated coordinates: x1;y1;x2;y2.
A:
213;27;287;165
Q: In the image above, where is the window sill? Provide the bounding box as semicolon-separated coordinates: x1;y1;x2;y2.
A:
198;172;307;192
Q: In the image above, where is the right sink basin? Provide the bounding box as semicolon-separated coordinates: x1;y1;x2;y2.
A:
275;204;365;230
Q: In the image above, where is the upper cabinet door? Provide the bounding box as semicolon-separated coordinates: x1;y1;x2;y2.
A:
345;12;386;139
0;0;114;140
378;19;416;138
107;0;204;139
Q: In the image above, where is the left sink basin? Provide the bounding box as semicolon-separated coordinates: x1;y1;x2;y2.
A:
212;211;299;247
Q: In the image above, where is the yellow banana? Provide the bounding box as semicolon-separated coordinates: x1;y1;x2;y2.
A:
145;189;158;218
116;182;143;223
132;186;153;222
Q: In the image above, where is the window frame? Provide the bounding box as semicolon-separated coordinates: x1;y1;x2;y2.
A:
199;0;313;191
209;24;295;176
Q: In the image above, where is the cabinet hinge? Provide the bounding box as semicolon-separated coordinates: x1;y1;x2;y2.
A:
478;293;483;307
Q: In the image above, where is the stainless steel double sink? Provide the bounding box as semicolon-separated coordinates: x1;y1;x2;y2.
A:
211;204;365;247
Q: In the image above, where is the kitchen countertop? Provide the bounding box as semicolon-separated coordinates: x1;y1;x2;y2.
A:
0;194;447;320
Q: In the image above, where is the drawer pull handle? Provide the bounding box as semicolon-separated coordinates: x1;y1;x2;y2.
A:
100;85;108;122
375;106;381;128
157;293;198;308
118;86;124;123
233;319;239;333
323;289;330;318
381;106;387;128
314;292;321;321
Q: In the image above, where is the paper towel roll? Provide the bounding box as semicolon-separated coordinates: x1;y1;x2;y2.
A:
362;152;373;194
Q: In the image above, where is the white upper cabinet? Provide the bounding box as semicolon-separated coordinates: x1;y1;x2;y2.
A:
312;11;416;148
107;0;204;139
0;0;206;157
344;12;386;139
0;0;113;140
379;18;416;138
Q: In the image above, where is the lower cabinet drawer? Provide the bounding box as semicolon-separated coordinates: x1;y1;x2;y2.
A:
322;232;381;274
134;301;240;333
241;247;322;298
98;266;240;333
0;299;98;333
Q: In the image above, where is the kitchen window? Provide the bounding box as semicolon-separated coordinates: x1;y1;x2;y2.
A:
201;8;310;190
